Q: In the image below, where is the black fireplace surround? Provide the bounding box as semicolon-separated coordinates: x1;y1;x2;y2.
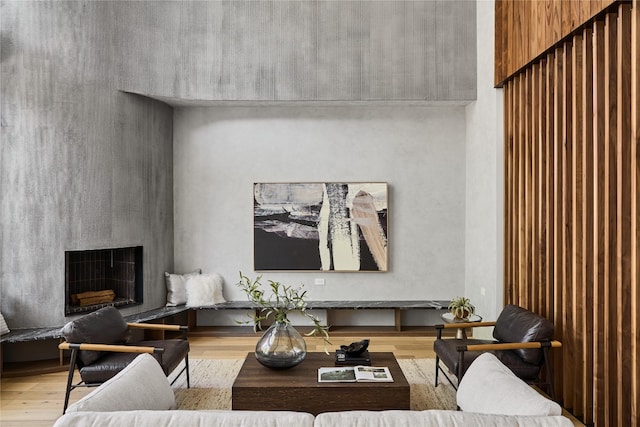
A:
65;246;143;315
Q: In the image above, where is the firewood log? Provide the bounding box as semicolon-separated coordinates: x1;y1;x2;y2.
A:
72;290;116;306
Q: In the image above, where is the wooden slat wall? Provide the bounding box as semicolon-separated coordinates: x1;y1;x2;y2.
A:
495;0;618;86
502;2;639;425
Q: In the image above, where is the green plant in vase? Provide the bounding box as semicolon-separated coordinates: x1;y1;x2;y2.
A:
237;272;330;368
448;296;475;320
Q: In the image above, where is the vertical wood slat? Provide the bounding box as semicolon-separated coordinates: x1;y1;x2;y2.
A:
504;78;513;305
524;66;528;307
537;56;549;319
511;75;518;305
501;4;637;424
591;18;606;427
551;45;565;401
518;72;526;304
513;72;520;304
631;0;640;422
580;26;594;426
525;64;540;312
570;32;584;418
616;4;632;425
544;51;555;322
603;12;618;425
561;38;574;410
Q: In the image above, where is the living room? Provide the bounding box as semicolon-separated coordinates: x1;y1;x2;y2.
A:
1;1;638;426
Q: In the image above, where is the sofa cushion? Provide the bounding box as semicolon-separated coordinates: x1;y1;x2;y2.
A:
314;410;572;426
54;410;315;427
165;269;202;306
61;306;130;365
66;353;175;413
185;273;226;307
457;353;562;416
493;305;554;365
78;351;141;384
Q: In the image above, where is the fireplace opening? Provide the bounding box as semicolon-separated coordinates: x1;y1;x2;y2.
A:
65;246;143;315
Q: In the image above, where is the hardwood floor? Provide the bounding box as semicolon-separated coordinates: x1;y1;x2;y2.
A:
0;332;584;426
0;333;436;426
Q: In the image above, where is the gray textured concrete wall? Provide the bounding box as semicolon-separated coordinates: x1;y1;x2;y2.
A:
173;106;466;327
1;2;174;328
117;0;476;102
1;0;477;329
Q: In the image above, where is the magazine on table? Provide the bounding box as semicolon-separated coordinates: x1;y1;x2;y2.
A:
317;366;394;383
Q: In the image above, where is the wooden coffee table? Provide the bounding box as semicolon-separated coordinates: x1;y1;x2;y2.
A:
232;352;410;415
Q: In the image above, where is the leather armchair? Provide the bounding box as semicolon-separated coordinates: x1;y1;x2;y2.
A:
58;306;190;413
433;304;561;399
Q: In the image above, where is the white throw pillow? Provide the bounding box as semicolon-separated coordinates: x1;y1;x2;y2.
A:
65;353;175;413
0;313;9;335
457;352;562;416
165;269;201;306
185;273;226;307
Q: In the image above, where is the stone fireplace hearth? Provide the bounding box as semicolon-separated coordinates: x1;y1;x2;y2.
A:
65;246;143;315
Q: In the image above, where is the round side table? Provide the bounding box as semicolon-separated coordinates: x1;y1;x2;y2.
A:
440;312;483;339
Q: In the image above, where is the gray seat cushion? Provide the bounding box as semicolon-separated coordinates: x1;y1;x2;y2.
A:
78;339;189;384
434;338;494;378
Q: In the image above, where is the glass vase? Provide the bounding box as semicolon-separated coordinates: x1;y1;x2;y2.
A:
255;321;307;369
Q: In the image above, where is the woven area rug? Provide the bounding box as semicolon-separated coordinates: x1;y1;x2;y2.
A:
170;358;457;411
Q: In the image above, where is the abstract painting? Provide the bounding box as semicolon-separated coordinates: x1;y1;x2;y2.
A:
254;182;388;271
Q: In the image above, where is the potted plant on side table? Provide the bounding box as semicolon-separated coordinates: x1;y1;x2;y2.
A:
237;272;331;369
448;296;475;320
445;296;479;339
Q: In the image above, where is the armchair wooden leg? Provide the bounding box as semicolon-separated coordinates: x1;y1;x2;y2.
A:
62;348;78;414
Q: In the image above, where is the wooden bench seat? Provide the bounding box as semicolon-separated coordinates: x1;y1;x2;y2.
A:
1;300;449;344
1;300;449;372
191;300;450;332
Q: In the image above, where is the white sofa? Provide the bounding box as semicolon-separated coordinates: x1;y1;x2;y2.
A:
54;353;572;427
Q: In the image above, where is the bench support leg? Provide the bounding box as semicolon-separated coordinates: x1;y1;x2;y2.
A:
394;309;402;332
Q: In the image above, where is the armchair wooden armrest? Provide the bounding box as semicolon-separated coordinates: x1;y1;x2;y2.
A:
58;341;164;355
440;321;497;329
127;322;188;339
457;340;562;352
127;322;187;331
434;321;496;339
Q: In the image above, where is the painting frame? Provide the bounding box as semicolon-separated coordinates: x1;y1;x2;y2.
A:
253;182;388;272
